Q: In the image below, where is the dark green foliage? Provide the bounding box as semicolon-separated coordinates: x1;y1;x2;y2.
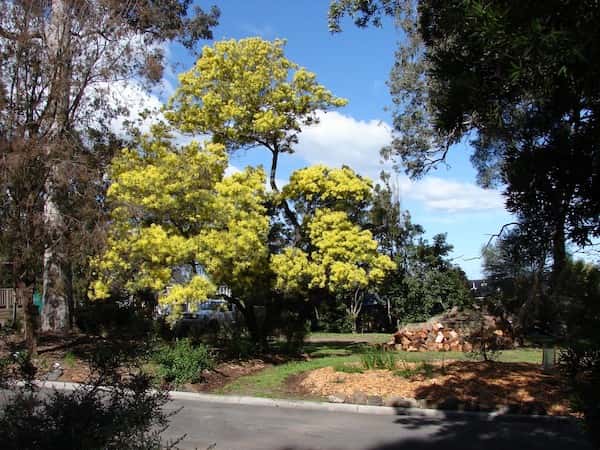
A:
382;234;473;325
315;299;354;333
558;261;600;447
154;339;215;385
369;180;473;327
482;228;552;334
75;299;154;338
0;341;177;450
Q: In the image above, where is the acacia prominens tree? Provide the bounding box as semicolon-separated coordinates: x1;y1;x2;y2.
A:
166;37;347;235
273;166;396;332
92;127;270;322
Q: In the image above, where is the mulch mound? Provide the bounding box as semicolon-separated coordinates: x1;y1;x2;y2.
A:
300;361;571;415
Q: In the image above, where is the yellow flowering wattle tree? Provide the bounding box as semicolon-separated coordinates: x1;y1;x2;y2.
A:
91;126;271;337
273;166;396;333
166;37;347;238
93;37;395;342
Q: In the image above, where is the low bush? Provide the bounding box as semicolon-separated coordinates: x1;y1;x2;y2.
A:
360;349;397;371
0;341;177;450
154;339;215;385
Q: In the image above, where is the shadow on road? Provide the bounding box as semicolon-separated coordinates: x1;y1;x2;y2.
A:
278;410;593;450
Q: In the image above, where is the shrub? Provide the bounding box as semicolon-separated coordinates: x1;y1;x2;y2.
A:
558;261;600;447
76;299;153;338
360;349;397;371
63;351;77;369
0;341;178;450
154;339;215;385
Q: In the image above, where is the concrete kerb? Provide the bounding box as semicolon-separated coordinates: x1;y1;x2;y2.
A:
27;380;575;423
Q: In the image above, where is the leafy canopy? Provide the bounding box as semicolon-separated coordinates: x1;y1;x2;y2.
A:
273;166;395;296
91;126;270;311
166;37;347;154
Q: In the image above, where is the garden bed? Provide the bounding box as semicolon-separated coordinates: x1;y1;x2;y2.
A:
298;361;572;415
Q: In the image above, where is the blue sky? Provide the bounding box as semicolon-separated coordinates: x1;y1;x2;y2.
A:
151;0;515;278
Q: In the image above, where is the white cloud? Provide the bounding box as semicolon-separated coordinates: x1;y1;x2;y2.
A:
405;177;505;213
295;110;394;182
295;110;505;214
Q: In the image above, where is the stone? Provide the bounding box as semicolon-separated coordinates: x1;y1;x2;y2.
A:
327;393;346;404
367;395;384;406
351;391;368;405
435;332;444;343
385;397;418;408
463;342;473;352
45;368;63;381
407;346;418;352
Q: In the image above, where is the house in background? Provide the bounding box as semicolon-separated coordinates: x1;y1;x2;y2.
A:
468;279;494;301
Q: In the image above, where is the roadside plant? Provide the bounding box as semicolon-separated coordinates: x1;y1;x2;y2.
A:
0;340;178;450
154;339;215;385
360;349;397;371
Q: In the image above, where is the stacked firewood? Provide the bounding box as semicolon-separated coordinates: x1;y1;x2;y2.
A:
386;310;513;352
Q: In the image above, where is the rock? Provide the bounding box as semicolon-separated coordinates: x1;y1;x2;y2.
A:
351;391;368;405
463;342;473;352
327;394;346;404
435;332;445;343
367;395;384;406
386;397;418;408
449;330;459;340
394;344;403;351
493;329;504;336
46;368;63;381
407;346;418;352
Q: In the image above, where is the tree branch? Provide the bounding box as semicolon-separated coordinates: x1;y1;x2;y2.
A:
485;222;520;248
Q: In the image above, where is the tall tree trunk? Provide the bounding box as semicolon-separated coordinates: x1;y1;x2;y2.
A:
41;192;69;332
41;0;72;332
349;288;363;334
18;282;37;356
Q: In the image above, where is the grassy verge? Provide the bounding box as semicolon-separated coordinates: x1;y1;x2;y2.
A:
306;332;391;344
218;342;543;398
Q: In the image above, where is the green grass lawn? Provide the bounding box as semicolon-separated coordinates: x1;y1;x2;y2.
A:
306;332;392;344
218;339;543;398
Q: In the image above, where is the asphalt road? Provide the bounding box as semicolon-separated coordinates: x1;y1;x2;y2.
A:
164;398;594;450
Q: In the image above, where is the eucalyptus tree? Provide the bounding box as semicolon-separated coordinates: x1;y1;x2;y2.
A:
0;0;219;340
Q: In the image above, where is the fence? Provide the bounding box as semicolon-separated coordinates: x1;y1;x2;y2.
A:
0;288;18;308
0;288;22;324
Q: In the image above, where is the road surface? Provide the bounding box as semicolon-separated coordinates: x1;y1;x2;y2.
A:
163;397;593;450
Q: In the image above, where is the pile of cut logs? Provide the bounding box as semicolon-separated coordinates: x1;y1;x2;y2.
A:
386;311;513;352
